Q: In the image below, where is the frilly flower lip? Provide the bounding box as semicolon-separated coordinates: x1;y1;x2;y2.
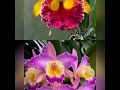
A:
75;55;95;80
45;60;65;83
41;0;84;30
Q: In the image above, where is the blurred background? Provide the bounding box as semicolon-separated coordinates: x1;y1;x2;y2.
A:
15;0;105;40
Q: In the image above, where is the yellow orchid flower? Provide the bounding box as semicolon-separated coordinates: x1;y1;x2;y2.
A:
33;0;92;17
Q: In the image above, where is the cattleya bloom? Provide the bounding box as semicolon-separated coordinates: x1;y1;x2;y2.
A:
33;0;92;30
24;41;77;87
71;48;95;80
75;55;95;80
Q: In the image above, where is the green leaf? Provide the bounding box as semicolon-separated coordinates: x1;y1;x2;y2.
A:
83;28;95;39
89;51;96;70
81;40;92;51
79;14;89;31
47;40;62;55
85;41;96;70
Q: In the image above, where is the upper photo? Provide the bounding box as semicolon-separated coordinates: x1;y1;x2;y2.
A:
24;0;96;40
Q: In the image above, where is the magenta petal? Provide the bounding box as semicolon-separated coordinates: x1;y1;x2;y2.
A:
85;76;96;86
37;86;53;90
28;83;38;90
73;77;80;89
72;49;78;71
78;55;90;69
47;42;56;59
30;53;53;71
25;59;39;71
58;84;75;90
41;46;48;54
78;81;94;90
57;52;77;69
46;74;64;83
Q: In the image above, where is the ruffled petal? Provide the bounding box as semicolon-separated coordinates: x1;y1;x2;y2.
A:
58;84;75;90
41;0;84;30
57;52;77;69
46;74;64;83
85;76;96;86
30;53;53;71
47;41;56;59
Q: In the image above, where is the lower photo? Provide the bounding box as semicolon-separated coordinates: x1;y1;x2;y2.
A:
24;40;96;90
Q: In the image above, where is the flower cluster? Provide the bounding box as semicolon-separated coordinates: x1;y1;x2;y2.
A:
24;41;96;90
33;0;92;30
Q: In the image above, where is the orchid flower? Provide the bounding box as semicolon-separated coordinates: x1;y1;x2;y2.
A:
71;49;95;84
33;0;92;30
24;41;77;88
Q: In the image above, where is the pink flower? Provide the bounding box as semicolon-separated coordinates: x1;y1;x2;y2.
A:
41;0;84;30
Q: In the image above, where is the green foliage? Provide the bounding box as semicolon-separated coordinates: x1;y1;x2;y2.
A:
79;0;96;40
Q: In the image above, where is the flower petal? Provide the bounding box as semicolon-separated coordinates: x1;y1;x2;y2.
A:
30;53;53;71
57;52;77;69
33;0;43;17
37;86;53;90
46;74;64;83
85;76;96;86
47;41;56;59
58;84;75;90
41;0;84;30
24;76;28;85
36;72;46;83
28;83;38;90
78;55;90;68
42;79;48;86
50;0;60;11
73;77;80;89
83;0;92;14
65;69;73;78
78;81;94;90
50;82;61;90
71;49;78;71
32;49;36;56
41;46;48;53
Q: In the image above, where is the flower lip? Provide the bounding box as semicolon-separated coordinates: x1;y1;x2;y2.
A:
45;60;65;83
